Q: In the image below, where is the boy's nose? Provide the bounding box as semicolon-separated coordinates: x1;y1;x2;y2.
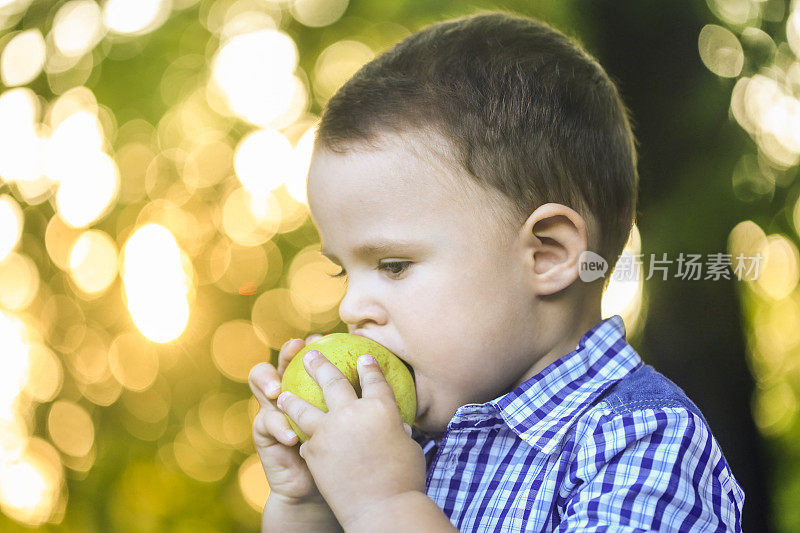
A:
338;285;386;330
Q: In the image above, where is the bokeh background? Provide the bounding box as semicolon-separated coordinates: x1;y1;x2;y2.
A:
0;0;797;530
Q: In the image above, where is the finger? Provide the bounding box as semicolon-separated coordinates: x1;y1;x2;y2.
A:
303;350;357;410
253;407;299;447
277;338;305;375
403;423;412;437
357;354;396;401
305;334;324;343
277;390;325;438
249;363;282;404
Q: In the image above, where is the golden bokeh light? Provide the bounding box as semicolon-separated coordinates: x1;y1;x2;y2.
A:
0;411;28;463
706;0;757;26
210;238;281;294
47;110;120;228
728;219;768;270
732;73;800;168
313;40;374;103
46;86;100;131
121;224;193;343
143;150;189;202
251;288;313;349
0;88;44;184
163;87;233;150
0;437;64;526
754;234;799;300
198;392;240;446
752;381;798;436
210;29;301;127
0;0;32;13
45;213;82;270
234;128;293;196
102;0;170;36
183;138;234;190
51;0;105;58
698;24;744;78
41;294;87;353
788;9;800;58
47;400;94;457
273;184;310;234
135;199;211;259
750;296;800;381
0;309;30;420
0;251;38;311
602;224;644;332
0;193;23;261
216;4;278;45
115;141;155;204
120;377;170;441
291;0;349;28
68;229;119;296
222;399;253;451
211;320;269;382
22;344;62;403
284;122;317;204
44;46;93;91
221;187;282;246
238;453;269;512
61;443;96;474
108;331;159;392
0;29;45;86
172;408;232;483
730;153;774;201
793;194;800;238
64;326;109;385
76;373;123;407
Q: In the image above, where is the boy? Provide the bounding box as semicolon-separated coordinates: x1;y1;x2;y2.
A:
248;12;744;532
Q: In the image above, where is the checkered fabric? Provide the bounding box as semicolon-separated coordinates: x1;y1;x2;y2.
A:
411;315;744;532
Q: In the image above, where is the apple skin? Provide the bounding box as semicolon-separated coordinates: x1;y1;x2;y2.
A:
280;333;417;442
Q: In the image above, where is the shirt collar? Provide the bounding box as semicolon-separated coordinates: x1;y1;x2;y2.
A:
489;314;642;455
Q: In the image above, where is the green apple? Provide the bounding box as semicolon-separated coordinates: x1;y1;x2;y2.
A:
280;333;416;442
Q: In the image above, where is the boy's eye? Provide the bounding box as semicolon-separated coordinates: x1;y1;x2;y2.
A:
378;261;411;277
325;261;411;279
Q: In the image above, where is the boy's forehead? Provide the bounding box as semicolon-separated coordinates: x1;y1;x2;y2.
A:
307;135;476;216
306;130;518;252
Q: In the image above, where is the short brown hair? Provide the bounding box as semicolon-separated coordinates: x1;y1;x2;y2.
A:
316;11;638;268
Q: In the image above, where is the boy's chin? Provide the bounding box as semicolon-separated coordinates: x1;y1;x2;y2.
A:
412;413;447;440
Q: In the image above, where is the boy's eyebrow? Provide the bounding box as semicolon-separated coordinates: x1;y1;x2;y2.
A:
320;239;423;263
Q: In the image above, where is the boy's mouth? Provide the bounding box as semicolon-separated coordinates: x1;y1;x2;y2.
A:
352;330;415;381
398;356;415;382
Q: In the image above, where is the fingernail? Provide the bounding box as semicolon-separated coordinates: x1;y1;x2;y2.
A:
283;429;296;441
277;391;291;407
358;354;376;366
265;381;281;396
283;338;300;349
304;350;321;363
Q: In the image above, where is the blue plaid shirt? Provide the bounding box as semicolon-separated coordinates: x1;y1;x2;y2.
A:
411;315;744;532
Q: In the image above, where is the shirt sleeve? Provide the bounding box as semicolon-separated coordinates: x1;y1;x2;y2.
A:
553;407;745;532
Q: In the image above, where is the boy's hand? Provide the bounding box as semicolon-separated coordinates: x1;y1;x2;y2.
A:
249;335;331;506
277;350;427;529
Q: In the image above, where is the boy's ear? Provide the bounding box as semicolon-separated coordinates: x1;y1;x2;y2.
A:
519;203;588;296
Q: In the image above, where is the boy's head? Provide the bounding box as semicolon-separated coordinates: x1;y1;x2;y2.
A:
306;12;639;435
